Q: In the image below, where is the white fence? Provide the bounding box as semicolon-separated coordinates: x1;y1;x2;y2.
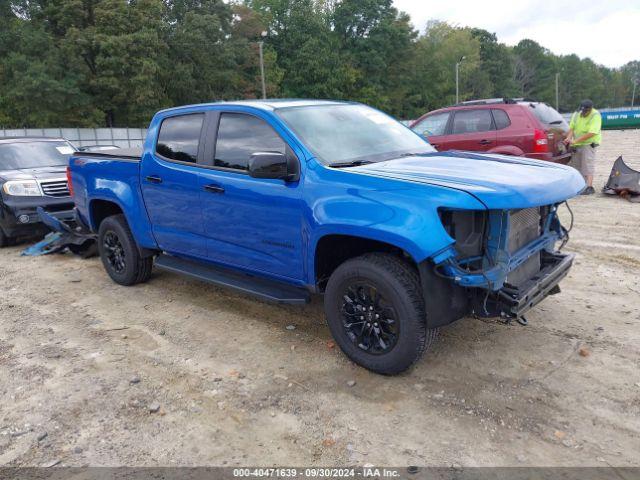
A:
0;127;147;148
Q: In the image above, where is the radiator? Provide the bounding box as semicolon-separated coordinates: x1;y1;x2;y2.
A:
506;207;542;287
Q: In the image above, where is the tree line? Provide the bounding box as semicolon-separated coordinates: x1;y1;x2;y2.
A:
1;0;638;128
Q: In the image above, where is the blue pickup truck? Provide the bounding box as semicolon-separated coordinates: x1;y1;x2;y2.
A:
68;99;585;374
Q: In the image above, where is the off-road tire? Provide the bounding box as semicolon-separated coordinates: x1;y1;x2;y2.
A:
324;253;438;375
98;214;153;286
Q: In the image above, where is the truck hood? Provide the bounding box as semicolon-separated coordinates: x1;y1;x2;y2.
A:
351;151;586;209
0;166;67;182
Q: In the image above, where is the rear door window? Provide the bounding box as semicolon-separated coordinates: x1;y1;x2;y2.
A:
411;112;450;137
214;113;286;171
156;114;204;163
492;109;511;130
451;109;494;134
525;103;565;126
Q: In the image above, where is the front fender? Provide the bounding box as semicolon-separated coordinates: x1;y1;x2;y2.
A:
304;166;487;283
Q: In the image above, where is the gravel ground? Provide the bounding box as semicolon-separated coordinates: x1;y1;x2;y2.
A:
0;130;639;467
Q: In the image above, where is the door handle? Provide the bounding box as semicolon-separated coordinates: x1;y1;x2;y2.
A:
204;184;225;194
478;139;492;145
145;175;162;184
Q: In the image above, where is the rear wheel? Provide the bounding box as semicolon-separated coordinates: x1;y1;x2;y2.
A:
98;215;152;286
68;241;98;259
324;253;438;375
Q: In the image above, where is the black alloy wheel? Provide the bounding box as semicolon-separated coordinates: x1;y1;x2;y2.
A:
341;282;399;354
324;253;439;375
98;214;153;286
103;230;126;274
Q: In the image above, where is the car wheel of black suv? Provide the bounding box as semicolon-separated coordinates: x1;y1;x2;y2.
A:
98;214;153;286
0;228;7;248
324;253;438;375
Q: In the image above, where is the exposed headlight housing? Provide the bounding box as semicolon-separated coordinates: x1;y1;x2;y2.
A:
2;180;42;196
438;208;488;258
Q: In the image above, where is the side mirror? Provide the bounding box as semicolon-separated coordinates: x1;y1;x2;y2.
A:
248;152;299;182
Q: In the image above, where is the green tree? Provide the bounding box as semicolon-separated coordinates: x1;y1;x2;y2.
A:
470;28;517;98
248;0;356;99
404;21;482;117
0;2;101;127
620;61;640;106
512;39;556;102
163;0;270;104
1;0;638;127
331;0;417;115
555;55;606;112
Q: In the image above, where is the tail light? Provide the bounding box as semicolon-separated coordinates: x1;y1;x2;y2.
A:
533;129;548;153
66;166;74;197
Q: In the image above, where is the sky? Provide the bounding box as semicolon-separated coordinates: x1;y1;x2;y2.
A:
393;0;640;68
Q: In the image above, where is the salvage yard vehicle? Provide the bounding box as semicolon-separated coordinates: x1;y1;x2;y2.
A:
410;98;572;164
0;137;76;247
67;100;585;374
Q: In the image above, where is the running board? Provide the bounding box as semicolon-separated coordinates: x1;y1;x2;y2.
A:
154;254;310;305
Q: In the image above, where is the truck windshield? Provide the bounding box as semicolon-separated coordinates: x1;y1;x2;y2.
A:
0;141;75;170
277;104;435;166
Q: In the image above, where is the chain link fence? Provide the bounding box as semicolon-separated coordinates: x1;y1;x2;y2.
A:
0;128;147;148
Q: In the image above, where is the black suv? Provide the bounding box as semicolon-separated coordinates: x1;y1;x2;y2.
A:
0;137;76;246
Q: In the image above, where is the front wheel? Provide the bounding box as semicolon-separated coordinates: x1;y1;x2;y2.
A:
98;214;153;286
324;253;438;375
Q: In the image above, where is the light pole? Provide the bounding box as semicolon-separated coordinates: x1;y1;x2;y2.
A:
555;72;560;111
258;31;267;100
455;56;465;104
632;78;637;108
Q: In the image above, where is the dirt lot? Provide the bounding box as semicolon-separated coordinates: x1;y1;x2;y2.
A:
0;130;639;467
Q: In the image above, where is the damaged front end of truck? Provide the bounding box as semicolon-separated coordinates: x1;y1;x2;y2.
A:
420;203;574;327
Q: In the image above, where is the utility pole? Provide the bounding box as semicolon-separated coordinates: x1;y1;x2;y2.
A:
555;73;560;111
258;31;267;100
455;56;466;104
632;78;637;108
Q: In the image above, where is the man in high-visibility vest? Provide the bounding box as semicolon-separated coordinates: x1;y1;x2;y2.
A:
564;99;602;195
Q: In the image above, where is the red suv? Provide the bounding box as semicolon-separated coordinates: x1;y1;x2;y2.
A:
409;98;572;163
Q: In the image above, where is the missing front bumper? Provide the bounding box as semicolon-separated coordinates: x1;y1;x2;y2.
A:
477;252;574;318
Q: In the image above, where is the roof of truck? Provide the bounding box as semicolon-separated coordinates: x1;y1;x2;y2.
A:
158;99;354;114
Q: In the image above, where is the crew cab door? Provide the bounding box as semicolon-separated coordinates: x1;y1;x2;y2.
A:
443;109;497;152
140;112;208;258
197;111;304;281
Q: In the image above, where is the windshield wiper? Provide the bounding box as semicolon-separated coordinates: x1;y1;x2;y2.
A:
397;151;430;158
548;120;564;125
329;160;375;168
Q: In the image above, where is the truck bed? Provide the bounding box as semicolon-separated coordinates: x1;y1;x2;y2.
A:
69;148;156;250
72;147;142;160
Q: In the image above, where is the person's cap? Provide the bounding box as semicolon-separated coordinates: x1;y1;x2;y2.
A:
580;99;594;111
